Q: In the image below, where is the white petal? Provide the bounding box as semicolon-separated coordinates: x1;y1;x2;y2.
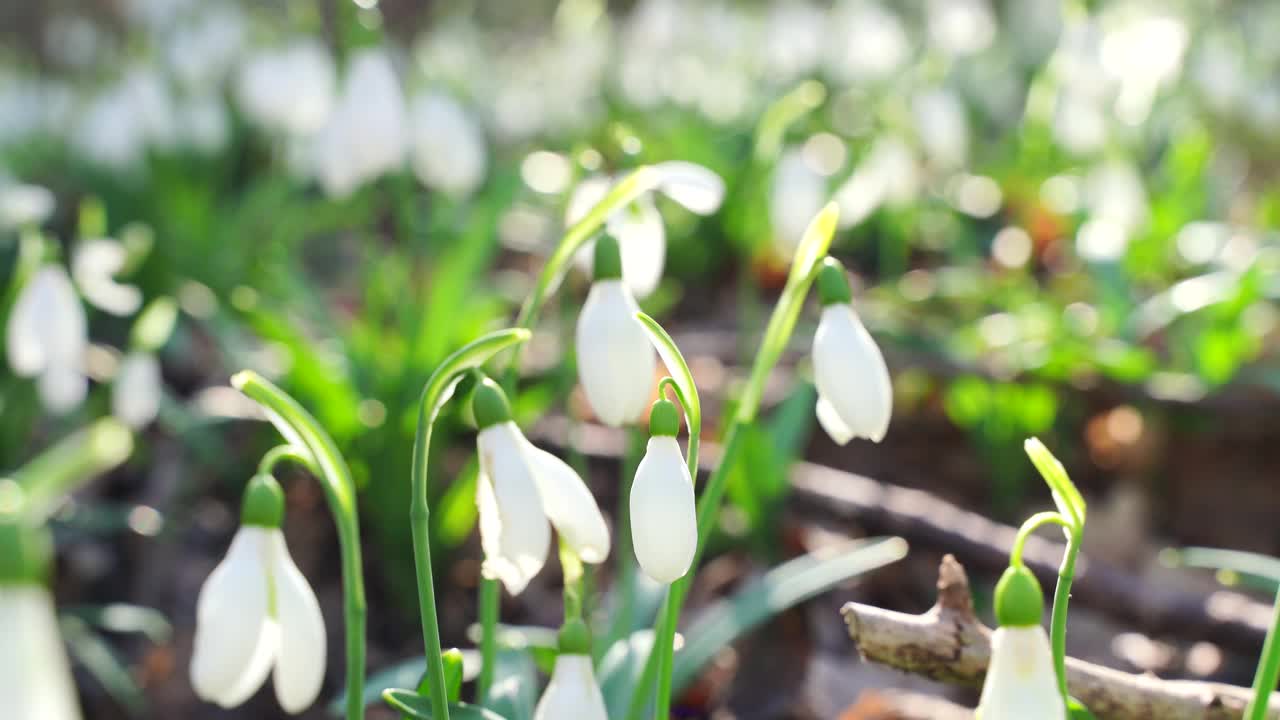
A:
812;304;892;443
190;527;276;707
71;238;142;316
565;175;613;227
315;48;406;197
610;196;666;298
630;437;697;584
410;92;487;197
38;364;88;415
0;586;83;720
533;655;608;720
0;183;55;229
476;423;551;595
7;266;85;378
770;148;827;258
652;161;725;215
814;394;855;446
575;280;657;426
267;531;327;713
976;626;1066;720
112;353;162;428
519;435;611;564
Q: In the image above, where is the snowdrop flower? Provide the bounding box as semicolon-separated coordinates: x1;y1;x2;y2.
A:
976;565;1066;720
534;653;608;720
575;235;656;426
771;147;827;257
630;398;696;584
409;91;487;197
568;162;725;299
315;48;407;198
190;475;326;713
811;258;892;444
72;238;142;316
0;182;54;230
6;265;87;414
236;40;335;137
472;380;610;595
113;353;162;428
0;504;82;720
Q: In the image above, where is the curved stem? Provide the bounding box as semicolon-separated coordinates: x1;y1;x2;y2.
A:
1051;526;1083;705
1009;511;1070;568
258;444;320;477
231;372;367;720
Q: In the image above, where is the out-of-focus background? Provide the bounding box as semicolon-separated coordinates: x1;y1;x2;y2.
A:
3;0;1280;717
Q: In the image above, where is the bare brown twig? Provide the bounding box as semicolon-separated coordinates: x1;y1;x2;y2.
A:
843;556;1280;720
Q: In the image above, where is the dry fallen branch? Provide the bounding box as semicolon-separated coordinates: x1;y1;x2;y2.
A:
843;556;1280;720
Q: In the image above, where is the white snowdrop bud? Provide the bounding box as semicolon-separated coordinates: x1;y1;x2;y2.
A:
811;259;892;444
630;399;697;584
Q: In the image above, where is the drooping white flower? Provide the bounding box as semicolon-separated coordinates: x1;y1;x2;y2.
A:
315;48;407;198
533;654;608;720
473;382;610;595
236;40;336;137
113;353;162;429
6;265;88;414
811;259;892;444
630;400;696;584
977;566;1066;720
0;586;83;720
191;476;324;715
72;238;142;317
409;92;487;198
575;236;656;427
0;182;54;230
771;147;827;258
568;162;724;299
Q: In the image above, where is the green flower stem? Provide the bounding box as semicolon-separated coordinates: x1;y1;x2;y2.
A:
410;329;531;717
231;371;367;720
627;206;838;720
1246;587;1280;719
11;419;133;523
476;578;499;701
1008;511;1070;568
257;444;321;477
1051;526;1083;705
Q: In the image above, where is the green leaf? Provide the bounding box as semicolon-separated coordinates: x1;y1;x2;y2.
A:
671;536;908;692
634;312;701;435
1023;438;1086;527
11;419;134;522
1164;546;1280;594
130;297;179;352
484;650;538;720
381;692;508;720
599;630;655;719
62;603;171;644
1068;696;1098;719
60;615;147;717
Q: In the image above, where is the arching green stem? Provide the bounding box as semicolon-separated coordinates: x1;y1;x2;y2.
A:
410;329;531;716
1009;511;1071;568
258;444;320;477
231;372;367;720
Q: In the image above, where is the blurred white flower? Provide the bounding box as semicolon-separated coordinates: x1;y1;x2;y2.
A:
927;0;996;57
178;94;231;154
975;625;1066;720
630;432;696;584
0;183;54;230
72;238;142;316
533;654;608;720
76;68;177;172
912;88;969;169
167;4;246;91
812;265;892;444
0;585;83;720
190;526;326;713
315;48;408;198
237;40;336;137
826;0;909;82
113;353;163;428
835;136;918;228
6;266;87;414
409;92;487;197
568;162;724;298
761;2;826;82
575;273;656;427
473;382;610;594
770;148;827;257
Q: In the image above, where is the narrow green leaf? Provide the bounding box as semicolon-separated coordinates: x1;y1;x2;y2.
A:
484;650;538;720
130;297;179;352
1024;438;1086;526
62;603;171;644
1164;546;1280;593
381;691;508;720
670;537;908;692
11;419;134;522
633;312;701;434
60;615;147;717
786;202;839;290
599;630;655;719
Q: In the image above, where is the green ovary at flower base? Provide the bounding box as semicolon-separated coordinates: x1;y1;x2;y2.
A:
0;484;83;720
190;474;327;714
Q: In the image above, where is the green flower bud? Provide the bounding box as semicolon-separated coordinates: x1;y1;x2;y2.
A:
592;234;623;282
557;617;592;655
648;398;680;437
816;257;852;306
994;564;1044;627
241;474;286;528
472;378;513;430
